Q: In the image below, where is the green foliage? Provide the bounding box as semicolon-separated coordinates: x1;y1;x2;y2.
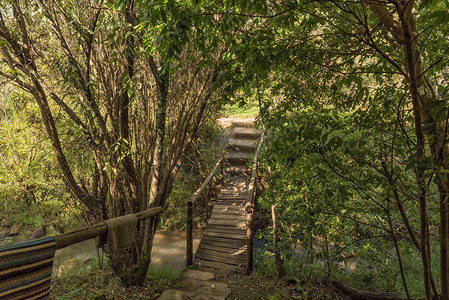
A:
0;91;81;232
161;123;223;230
232;1;449;297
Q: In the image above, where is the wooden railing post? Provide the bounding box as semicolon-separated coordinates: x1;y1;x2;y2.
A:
186;201;193;267
221;155;225;185
185;156;223;267
246;203;253;274
245;134;264;275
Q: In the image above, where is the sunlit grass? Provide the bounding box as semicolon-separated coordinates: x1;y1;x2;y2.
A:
223;102;259;118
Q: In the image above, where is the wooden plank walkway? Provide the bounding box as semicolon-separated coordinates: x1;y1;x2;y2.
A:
194;125;260;271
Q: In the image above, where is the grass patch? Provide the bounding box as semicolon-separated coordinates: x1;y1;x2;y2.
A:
51;257;178;300
223;102;259;118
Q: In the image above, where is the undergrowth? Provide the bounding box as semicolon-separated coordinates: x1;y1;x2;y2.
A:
51;257;178;300
253;239;438;299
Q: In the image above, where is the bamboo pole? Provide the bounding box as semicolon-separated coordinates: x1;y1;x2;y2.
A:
53;207;163;250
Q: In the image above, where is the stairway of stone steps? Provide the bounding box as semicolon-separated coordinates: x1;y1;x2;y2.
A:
194;123;261;272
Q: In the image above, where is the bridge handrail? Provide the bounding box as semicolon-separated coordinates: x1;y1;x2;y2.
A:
53;207;163;249
186;155;224;266
246;134;264;206
246;133;264;274
187;156;224;206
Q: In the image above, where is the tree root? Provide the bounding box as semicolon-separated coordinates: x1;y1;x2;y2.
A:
331;281;424;300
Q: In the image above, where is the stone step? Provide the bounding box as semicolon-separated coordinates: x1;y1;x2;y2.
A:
231;119;256;128
227;138;257;152
158;270;230;300
232;127;261;139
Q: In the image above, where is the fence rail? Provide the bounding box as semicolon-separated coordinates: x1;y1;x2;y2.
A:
54;207;163;249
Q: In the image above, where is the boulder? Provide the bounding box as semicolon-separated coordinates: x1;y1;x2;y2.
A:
0;229;9;239
9;224;19;236
1;218;12;228
30;225;46;239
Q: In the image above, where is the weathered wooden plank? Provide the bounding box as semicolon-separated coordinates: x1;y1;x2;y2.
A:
203;230;246;240
215;200;246;205
211;214;245;221
208;216;245;223
215;203;245;207
196;246;246;258
213;204;245;210
211;210;245;217
212;208;244;215
201;237;246;249
225;166;250;176
216;197;247;202
204;230;246;239
207;219;245;228
194;259;238;270
209;214;245;221
218;194;247;199
207;223;246;229
199;243;246;255
221;189;248;194
195;249;246;264
200;235;246;246
206;224;246;234
209;213;244;219
195;252;245;266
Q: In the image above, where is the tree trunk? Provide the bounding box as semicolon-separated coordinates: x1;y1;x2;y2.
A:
366;2;445;298
272;204;285;278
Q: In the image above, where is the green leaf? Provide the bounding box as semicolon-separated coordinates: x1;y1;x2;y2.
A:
428;10;449;26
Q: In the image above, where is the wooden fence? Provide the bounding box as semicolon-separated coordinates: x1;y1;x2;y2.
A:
53;207;163;249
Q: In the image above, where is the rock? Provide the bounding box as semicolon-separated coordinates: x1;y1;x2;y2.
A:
181;270;215;281
0;229;9;239
158;289;188;300
158;270;230;300
1;218;12;228
30;225;46;239
9;224;19;236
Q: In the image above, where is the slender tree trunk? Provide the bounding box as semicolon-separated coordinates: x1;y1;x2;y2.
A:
133;55;169;283
366;2;446;297
272;204;285;278
386;197;411;299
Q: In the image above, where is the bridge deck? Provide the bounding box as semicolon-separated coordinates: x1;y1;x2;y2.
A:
194;125;260;271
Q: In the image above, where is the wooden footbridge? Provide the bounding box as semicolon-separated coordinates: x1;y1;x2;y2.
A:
0;122;262;300
186;124;262;273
